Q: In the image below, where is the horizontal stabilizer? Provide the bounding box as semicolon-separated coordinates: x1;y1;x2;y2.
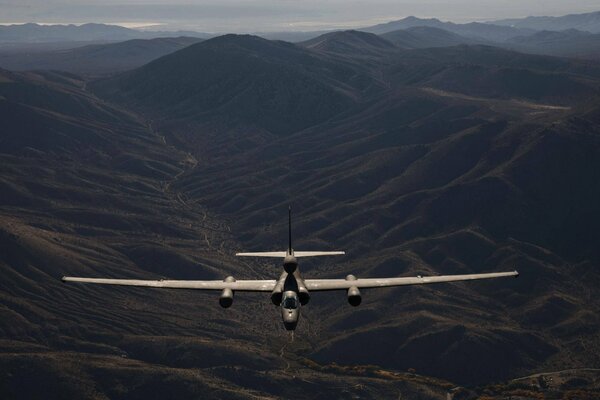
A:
236;251;287;257
236;251;345;258
294;251;345;257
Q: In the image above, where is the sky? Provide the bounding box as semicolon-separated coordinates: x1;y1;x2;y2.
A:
1;0;599;32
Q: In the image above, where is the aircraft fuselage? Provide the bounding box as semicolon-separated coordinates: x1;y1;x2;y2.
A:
272;254;308;330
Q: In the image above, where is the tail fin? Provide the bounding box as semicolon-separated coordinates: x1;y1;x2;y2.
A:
288;205;292;255
235;206;345;258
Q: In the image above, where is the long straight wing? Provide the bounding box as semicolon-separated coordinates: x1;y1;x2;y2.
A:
304;271;518;291
62;277;277;291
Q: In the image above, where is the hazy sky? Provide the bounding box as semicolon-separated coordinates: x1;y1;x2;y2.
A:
1;0;599;32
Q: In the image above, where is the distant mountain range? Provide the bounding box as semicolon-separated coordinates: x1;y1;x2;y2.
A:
506;29;600;59
0;22;209;43
2;10;600;70
360;15;600;59
362;16;535;41
493;10;600;33
0;37;203;75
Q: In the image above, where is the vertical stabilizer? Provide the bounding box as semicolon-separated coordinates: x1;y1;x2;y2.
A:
288;206;293;255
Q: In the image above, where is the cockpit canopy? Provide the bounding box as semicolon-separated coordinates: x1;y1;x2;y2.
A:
282;292;299;309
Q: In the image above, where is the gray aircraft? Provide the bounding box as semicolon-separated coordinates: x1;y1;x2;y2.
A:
63;208;519;330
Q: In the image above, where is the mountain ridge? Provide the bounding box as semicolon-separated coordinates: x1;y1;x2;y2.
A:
0;36;203;74
493;10;600;33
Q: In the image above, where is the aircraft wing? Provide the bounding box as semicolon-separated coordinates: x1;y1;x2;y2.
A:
62;277;277;291
304;270;519;291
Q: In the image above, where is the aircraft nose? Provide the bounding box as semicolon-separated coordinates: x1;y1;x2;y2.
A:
281;307;299;330
283;320;297;331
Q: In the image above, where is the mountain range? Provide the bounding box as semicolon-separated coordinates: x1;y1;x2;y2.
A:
3;11;600;79
0;37;203;75
1;14;600;400
493;11;600;33
0;22;209;43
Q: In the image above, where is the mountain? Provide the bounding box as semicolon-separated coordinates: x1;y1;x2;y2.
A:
2;31;600;398
364;16;449;34
93;34;380;136
493;11;600;33
381;26;481;48
363;16;533;42
0;23;209;44
505;29;600;59
0;37;203;75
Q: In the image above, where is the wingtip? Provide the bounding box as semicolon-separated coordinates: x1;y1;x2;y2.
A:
514;270;520;278
61;276;68;283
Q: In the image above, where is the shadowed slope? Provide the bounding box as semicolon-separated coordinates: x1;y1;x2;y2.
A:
93;34;378;136
301;30;396;57
381;27;481;48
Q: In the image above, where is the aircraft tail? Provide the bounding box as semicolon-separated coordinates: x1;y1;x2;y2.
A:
288;205;292;255
235;206;345;258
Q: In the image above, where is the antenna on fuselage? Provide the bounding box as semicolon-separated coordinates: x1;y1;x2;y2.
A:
288;205;292;255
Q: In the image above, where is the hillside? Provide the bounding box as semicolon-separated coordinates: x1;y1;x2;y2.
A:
300;30;396;56
506;29;600;59
381;26;481;48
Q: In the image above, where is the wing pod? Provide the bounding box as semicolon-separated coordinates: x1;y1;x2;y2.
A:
347;286;361;306
345;275;361;306
219;276;235;308
219;288;234;308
